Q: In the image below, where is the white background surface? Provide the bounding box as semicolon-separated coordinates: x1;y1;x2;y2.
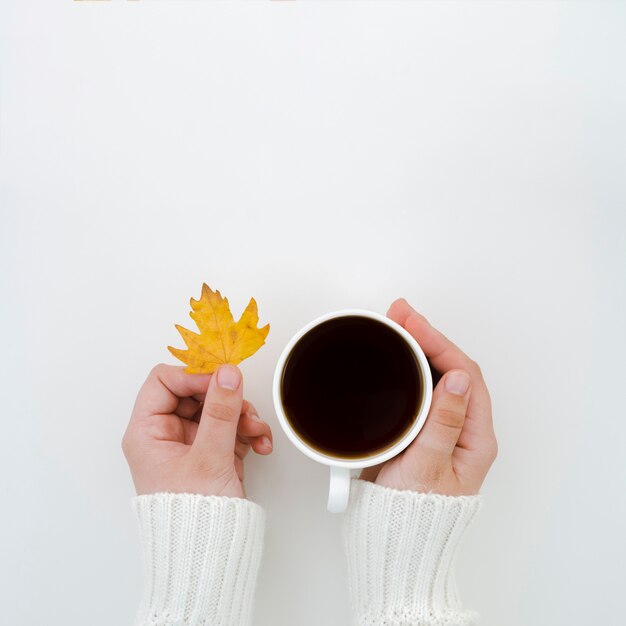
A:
1;2;625;625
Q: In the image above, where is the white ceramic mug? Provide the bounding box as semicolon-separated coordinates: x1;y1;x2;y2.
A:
272;309;433;513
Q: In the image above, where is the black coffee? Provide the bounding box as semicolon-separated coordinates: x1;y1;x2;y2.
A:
280;316;423;459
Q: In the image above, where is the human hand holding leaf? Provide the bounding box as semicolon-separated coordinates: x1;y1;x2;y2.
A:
121;285;271;500
168;283;270;373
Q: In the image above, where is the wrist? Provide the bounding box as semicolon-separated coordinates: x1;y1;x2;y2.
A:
374;460;482;496
131;461;245;499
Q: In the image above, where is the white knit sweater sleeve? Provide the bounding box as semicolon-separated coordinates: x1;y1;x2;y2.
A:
131;492;265;626
342;479;482;626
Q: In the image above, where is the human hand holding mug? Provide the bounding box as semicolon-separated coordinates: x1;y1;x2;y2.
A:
273;309;434;513
361;298;498;496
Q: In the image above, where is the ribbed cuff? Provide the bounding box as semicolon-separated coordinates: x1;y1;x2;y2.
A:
343;479;482;626
132;493;265;626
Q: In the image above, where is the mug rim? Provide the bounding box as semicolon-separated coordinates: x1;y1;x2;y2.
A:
272;308;433;470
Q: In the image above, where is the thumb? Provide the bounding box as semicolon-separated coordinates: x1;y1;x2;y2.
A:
193;364;243;459
410;369;471;458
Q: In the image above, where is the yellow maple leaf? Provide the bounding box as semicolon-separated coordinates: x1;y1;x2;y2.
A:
168;283;270;374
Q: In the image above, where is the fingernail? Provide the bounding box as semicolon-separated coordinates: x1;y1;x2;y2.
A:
248;411;261;422
260;436;272;450
216;364;241;390
445;371;470;396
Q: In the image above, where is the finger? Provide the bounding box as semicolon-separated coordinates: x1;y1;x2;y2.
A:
132;364;211;420
402;313;494;435
404;314;476;375
132;413;198;446
235;435;251;460
241;399;257;416
181;418;199;445
193;364;243;458
176;397;201;419
387;297;429;328
236;411;274;455
235;431;271;459
237;412;273;441
236;432;272;457
408;369;471;458
139;415;198;446
249;435;273;455
387;299;441;383
388;299;472;374
195;393;256;407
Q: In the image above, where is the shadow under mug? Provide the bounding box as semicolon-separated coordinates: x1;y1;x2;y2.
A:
272;309;433;513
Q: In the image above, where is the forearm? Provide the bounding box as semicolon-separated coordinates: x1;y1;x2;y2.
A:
132;493;265;626
343;479;481;626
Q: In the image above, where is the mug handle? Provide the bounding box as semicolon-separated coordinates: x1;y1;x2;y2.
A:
327;466;351;513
